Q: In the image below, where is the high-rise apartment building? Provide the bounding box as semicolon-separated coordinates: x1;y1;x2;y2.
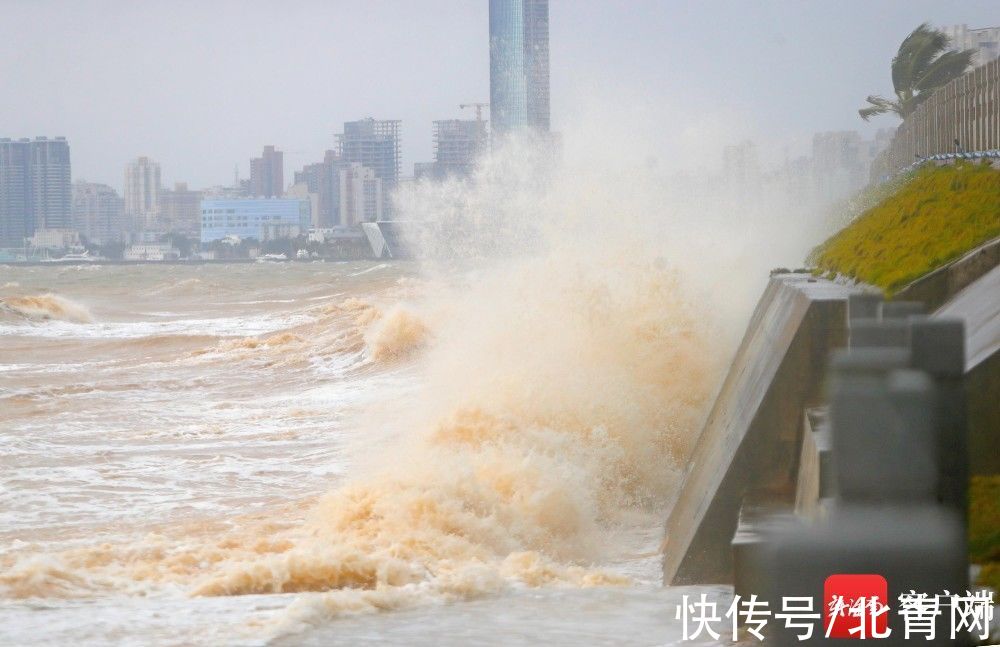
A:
434;119;487;178
337;119;399;218
29;137;73;231
72;181;125;245
337;119;401;192
489;0;550;138
339;163;383;226
810;129;893;203
250;145;284;198
722;140;761;186
158;182;203;237
295;150;351;227
0;136;71;246
942;24;1000;68
124;157;161;234
0;139;31;246
413;162;438;181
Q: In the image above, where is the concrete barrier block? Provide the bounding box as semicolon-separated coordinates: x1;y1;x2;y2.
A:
907;318;968;512
848;293;882;323
850;319;910;348
828;347;911;385
795;408;835;518
731;497;799;599
910;318;965;378
830;370;938;502
880;300;925;320
758;506;967;646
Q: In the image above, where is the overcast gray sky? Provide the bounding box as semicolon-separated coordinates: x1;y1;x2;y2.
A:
1;0;996;191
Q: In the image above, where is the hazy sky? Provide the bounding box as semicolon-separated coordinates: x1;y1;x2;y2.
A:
1;0;996;191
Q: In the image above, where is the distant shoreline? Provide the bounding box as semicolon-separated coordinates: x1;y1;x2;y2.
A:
2;258;377;267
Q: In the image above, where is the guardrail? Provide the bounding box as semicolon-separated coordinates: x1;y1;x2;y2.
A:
870;57;1000;182
872;148;1000;184
733;294;971;643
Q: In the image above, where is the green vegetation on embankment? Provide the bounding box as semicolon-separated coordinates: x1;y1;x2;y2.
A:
811;162;1000;294
812;162;1000;589
971;476;1000;590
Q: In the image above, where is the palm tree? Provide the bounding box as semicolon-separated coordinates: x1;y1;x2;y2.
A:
859;23;975;121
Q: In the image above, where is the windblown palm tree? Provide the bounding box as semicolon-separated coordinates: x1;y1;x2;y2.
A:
859;23;975;121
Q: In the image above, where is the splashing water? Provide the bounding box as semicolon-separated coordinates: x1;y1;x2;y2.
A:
0;122;824;643
1;294;93;323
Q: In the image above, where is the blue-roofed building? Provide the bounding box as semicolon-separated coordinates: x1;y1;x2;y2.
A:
200;198;310;243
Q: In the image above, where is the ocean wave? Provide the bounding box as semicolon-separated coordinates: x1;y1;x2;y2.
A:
188;297;413;369
0;256;722;637
0;294;93;323
364;305;429;362
148;277;207;295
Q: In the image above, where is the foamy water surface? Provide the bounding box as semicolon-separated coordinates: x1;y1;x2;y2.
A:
0;260;723;646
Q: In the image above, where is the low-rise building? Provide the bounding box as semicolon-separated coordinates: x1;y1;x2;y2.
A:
284;181;321;228
158;182;203;237
123;242;179;261
308;226;365;242
29;228;80;250
200;198;311;243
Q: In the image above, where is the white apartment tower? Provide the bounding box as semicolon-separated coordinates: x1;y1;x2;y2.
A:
942;24;1000;68
339;162;383;226
124;156;161;233
72;181;125;245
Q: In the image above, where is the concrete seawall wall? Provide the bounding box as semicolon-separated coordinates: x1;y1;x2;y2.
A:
894;237;1000;312
661;275;857;584
937;264;1000;475
663;261;999;593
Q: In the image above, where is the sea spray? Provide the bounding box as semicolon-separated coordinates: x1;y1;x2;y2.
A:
174;134;732;626
187;253;716;606
0;294;93;323
0;116;825;638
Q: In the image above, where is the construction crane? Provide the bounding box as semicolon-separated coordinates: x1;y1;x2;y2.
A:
459;103;489;124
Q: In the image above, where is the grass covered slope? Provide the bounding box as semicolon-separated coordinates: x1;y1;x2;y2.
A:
812;162;1000;294
971;475;1000;590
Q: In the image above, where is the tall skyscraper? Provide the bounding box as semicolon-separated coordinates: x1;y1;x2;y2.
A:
0;136;71;246
250;145;284;198
489;0;550;138
72;181;125;245
124;157;161;233
29;137;73;231
0;139;31;247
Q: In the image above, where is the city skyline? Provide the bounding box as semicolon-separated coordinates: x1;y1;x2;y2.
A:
2;1;997;193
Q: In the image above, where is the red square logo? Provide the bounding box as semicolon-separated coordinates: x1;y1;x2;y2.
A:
824;574;890;639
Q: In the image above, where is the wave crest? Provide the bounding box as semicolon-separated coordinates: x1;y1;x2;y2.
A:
365;306;429;362
0;294;93;323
